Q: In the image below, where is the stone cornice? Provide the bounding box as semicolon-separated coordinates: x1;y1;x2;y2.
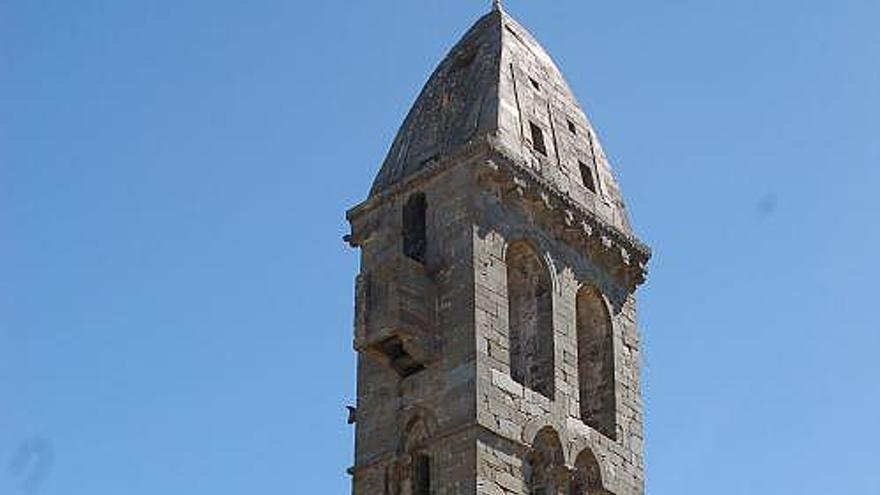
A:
346;136;651;293
477;140;651;294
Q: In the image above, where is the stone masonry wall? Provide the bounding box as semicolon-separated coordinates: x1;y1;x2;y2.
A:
472;176;645;495
349;8;650;495
349;164;480;495
348;148;646;494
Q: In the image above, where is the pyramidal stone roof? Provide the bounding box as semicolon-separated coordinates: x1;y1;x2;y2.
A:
371;6;632;233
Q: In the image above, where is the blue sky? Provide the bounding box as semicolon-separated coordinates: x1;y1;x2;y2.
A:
1;0;878;493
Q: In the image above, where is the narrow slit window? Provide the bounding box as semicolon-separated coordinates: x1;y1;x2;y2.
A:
579;161;596;193
567;119;577;134
403;193;427;264
529;122;547;156
413;453;431;495
529;77;541;91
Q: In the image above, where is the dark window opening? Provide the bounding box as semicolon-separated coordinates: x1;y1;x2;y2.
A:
529;77;541;91
377;336;425;377
403;193;427;264
507;241;555;400
572;449;604;495
576;286;617;440
529;122;547;156
579;161;596;193
567;119;577;134
413;453;431;495
528;428;566;495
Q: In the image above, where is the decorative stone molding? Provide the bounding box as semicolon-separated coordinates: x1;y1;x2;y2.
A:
475;144;650;295
347;136;650;298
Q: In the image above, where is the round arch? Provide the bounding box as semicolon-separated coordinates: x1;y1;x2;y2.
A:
505;239;556;399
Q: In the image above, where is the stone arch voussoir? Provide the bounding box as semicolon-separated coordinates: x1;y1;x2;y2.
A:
522;415;572;468
570;437;616;493
500;231;560;295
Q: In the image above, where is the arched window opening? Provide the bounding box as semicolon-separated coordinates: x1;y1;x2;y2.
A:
399;417;432;495
526;427;566;495
576;286;616;440
506;241;555;399
403;193;427;264
403;417;430;453
571;449;604;495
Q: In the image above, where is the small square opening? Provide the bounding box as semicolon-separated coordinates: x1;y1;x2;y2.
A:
579;161;596;193
529;122;547;156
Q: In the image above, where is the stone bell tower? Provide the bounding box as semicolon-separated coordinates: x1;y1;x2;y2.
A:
345;4;650;494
